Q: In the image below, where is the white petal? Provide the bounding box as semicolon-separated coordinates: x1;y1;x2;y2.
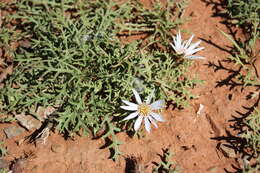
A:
176;32;182;48
144;117;151;133
186;40;201;53
170;43;177;52
174;40;180;50
132;89;142;104
185;55;205;60
150;112;165;122
123;112;139;121
173;32;180;48
151;100;165;110
177;31;182;41
148;116;158;128
172;36;177;44
120;105;138;111
184;35;194;49
134;115;143;131
182;40;188;48
122;100;138;108
185;47;204;56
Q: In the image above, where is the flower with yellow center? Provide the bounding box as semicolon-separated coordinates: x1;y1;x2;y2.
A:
121;89;165;133
170;31;205;59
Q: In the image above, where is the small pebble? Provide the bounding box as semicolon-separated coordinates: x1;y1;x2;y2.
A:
207;166;218;173
11;158;27;173
51;144;64;154
15;114;42;130
3;126;25;139
31;165;38;172
218;143;236;158
0;159;9;169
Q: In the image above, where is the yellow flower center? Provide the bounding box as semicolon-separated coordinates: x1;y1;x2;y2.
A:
138;104;151;116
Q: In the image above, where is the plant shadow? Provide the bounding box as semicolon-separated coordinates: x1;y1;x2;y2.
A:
201;0;254;37
211;93;260;172
206;59;242;90
124;155;148;173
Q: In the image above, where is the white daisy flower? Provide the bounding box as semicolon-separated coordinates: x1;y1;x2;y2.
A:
121;89;165;133
170;31;205;59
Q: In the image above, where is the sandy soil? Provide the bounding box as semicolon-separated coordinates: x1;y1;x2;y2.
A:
0;0;259;173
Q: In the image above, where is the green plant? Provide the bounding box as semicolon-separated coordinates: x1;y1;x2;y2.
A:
219;31;260;172
0;168;9;173
242;108;260;156
0;0;199;160
0;141;7;157
153;148;180;173
0;115;15;123
219;1;260;88
231;108;260;172
241;162;260;173
226;0;260;54
117;0;188;47
219;30;260;87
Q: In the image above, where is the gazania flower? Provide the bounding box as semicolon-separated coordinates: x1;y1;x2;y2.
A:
121;89;165;133
170;31;205;59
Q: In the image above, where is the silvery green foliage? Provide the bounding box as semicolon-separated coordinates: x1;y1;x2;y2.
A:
227;0;260;26
219;30;260;88
0;169;9;173
0;141;7;157
0;0;198;160
227;0;259;53
240;109;260;172
243;108;260;156
153;149;180;173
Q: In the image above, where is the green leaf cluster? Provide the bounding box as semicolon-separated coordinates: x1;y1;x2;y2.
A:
227;0;260;53
242;108;260;156
0;141;7;157
227;0;260;26
240;108;260;172
153;148;180;173
0;169;8;173
221;2;260;169
0;0;199;160
219;29;260;87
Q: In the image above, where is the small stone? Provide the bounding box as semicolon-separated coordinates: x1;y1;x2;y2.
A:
189;11;198;18
16;138;25;146
206;166;218;173
196;104;205;115
218;143;236;158
11;158;27;173
15;114;42;130
0;159;9;169
51;144;64;154
19;40;31;48
3;126;25;139
31;165;38;172
36;106;55;121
